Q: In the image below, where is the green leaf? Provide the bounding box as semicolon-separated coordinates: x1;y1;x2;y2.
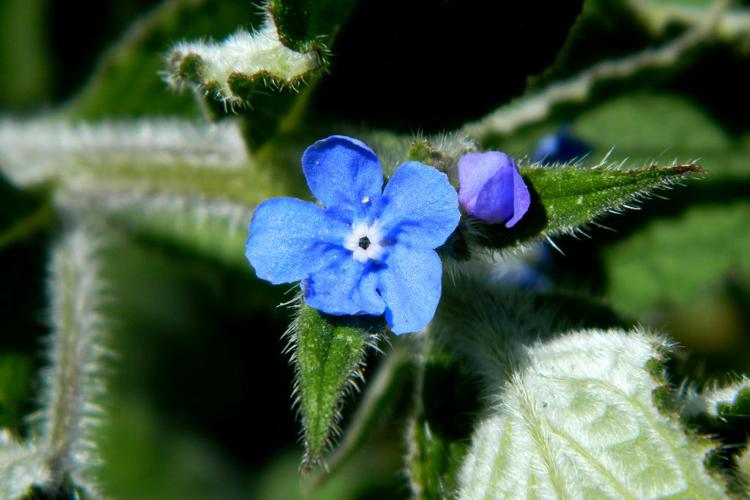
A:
269;0;358;52
569;94;750;183
604;200;750;317
291;306;383;471
458;329;728;499
576;93;728;152
540;94;750;319
471;162;702;250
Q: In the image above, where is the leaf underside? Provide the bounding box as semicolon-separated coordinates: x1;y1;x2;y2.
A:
458;329;727;499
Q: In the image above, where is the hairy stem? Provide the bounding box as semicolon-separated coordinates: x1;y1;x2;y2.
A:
36;223;109;495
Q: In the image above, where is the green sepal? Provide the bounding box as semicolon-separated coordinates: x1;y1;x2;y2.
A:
290;305;385;471
472;163;703;250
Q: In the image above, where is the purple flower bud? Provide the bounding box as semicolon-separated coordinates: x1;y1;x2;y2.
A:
458;151;530;227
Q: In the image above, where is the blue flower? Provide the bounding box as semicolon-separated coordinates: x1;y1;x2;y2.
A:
458;151;530;227
531;128;591;165
245;135;461;334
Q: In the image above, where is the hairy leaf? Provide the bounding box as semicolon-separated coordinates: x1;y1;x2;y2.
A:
471;162;702;250
290;306;383;471
0;435;46;499
165;1;357;148
269;0;358;53
165;20;321;107
0;118;305;267
458;329;727;499
0;118;251;187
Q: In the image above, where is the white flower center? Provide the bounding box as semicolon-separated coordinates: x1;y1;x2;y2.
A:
344;221;384;263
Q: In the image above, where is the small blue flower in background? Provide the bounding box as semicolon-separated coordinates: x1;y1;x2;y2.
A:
490;244;554;291
531;127;591;165
245;135;460;335
458;151;530;226
491;129;591;290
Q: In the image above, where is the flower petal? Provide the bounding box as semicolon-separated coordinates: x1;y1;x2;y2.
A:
505;163;531;228
458;151;512;213
458;151;530;227
302;135;383;210
245;197;349;284
472;166;514;224
378;162;460;249
305;252;386;316
378;245;443;334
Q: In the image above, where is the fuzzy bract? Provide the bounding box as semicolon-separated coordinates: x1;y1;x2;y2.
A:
245;135;460;334
458;151;530;227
